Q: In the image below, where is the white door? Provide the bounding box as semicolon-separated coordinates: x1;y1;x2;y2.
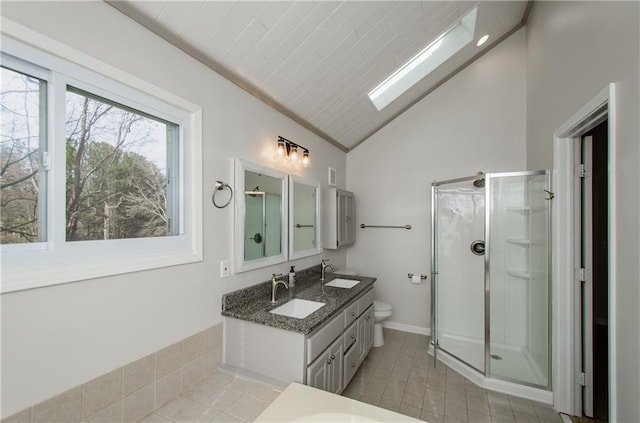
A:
575;135;594;417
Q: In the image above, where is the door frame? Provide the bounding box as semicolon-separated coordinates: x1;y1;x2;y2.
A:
552;83;616;418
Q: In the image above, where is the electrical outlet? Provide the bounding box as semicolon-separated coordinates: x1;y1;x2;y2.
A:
220;259;230;278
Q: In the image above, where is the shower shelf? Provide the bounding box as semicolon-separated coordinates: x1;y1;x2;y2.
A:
507;206;546;214
507;270;547;279
506;239;544;247
506;238;531;246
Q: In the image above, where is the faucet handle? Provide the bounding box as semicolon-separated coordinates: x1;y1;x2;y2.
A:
272;273;283;279
321;259;330;264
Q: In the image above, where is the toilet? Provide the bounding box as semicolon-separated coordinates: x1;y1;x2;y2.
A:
334;268;393;347
373;300;393;347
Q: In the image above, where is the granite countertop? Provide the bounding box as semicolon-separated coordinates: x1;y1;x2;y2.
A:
221;266;376;335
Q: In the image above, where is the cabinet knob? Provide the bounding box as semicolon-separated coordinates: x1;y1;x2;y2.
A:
327;359;332;364
351;363;356;368
331;354;335;360
351;334;355;339
351;311;356;317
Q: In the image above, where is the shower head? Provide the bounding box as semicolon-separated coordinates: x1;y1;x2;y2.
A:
473;178;485;188
245;186;265;197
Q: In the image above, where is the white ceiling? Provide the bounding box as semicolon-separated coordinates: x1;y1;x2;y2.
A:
107;1;530;151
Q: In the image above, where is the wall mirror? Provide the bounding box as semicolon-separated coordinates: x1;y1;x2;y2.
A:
234;159;288;273
289;175;322;260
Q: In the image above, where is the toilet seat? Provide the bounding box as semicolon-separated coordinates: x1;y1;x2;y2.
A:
374;300;392;312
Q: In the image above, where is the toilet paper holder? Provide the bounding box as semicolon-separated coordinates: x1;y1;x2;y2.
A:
408;273;427;280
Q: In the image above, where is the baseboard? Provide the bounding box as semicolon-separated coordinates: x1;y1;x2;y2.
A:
382;321;430;336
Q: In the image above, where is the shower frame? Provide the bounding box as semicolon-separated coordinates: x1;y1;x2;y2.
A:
430;170;552;391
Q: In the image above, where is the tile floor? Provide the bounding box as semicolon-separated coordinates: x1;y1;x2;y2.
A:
341;328;564;423
138;328;564;423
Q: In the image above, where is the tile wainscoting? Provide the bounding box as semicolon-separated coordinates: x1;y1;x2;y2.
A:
2;323;224;423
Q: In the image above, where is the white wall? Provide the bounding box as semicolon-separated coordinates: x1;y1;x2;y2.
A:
346;29;527;332
0;2;346;417
525;2;640;420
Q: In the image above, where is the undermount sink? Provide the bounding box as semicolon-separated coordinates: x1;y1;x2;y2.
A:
324;278;360;289
270;299;325;319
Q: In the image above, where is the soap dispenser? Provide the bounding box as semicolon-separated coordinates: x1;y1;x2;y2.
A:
289;266;296;287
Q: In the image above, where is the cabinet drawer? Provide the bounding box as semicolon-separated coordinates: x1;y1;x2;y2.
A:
343;321;357;351
343;339;360;387
344;302;358;327
307;312;344;364
357;289;374;315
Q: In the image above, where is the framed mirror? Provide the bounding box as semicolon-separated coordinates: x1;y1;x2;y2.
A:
289;175;322;260
234;159;288;273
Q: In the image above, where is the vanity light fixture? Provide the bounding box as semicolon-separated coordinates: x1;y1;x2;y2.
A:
277;136;310;167
477;34;489;47
277;138;286;156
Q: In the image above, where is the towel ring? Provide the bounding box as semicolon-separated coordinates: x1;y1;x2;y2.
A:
212;181;233;208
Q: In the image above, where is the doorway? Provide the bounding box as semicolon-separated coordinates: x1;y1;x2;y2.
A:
576;120;609;422
552;83;615;419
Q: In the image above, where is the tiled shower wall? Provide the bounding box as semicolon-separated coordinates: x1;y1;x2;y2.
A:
2;323;223;423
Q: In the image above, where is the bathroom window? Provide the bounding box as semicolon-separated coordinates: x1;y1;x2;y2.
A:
1;63;47;244
1;35;203;292
65;87;179;241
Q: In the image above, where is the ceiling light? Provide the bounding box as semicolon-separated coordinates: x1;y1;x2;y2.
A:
276;136;309;166
368;7;477;111
477;34;489;47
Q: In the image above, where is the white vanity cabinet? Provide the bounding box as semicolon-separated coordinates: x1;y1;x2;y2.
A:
323;188;355;249
223;287;374;395
307;336;344;394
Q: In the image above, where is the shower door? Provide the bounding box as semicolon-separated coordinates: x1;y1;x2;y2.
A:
486;171;551;387
431;176;486;372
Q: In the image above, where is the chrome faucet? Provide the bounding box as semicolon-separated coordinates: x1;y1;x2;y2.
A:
320;259;335;281
271;273;289;303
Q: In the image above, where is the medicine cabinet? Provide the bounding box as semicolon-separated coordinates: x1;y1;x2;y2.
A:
322;188;355;249
289;175;322;260
234;159;288;273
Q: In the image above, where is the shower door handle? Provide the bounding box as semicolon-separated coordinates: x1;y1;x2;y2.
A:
470;240;485;255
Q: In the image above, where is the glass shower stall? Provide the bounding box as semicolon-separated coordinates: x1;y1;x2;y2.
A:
430;170;551;390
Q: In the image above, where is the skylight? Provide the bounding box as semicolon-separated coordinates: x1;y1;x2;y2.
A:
368;7;478;111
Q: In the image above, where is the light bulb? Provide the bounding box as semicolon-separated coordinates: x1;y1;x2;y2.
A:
477;34;489;47
290;146;298;161
302;151;309;167
277;140;285;156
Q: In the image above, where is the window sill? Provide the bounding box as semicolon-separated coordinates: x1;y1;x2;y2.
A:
1;241;202;293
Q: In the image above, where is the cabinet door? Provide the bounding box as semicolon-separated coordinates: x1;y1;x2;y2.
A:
357;305;374;363
326;338;344;394
306;354;327;391
363;305;374;354
344;193;355;245
337;190;355;247
343;339;360;388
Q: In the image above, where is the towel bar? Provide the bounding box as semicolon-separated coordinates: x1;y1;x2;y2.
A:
360;224;411;229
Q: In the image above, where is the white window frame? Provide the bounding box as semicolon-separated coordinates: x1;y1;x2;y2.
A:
0;23;203;293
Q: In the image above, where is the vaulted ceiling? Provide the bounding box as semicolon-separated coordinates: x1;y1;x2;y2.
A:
108;1;530;151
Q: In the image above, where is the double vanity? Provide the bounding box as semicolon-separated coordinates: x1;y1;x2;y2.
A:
221;266;376;395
